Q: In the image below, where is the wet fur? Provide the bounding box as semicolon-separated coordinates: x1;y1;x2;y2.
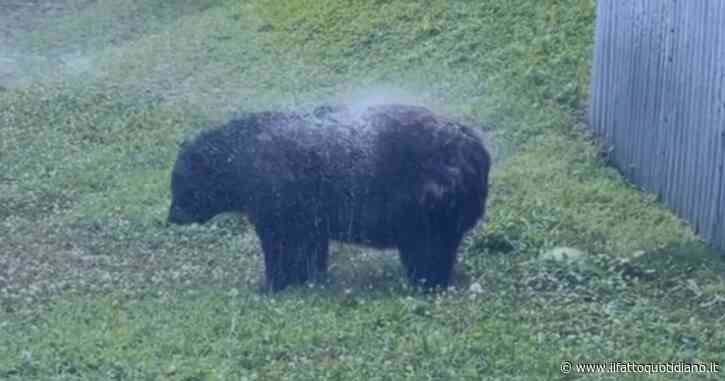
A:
168;104;491;291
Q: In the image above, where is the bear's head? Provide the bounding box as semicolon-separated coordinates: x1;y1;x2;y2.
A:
167;133;240;225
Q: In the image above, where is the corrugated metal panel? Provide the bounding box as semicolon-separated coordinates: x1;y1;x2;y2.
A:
590;0;725;252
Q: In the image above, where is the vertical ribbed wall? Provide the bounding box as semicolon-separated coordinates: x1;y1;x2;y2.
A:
590;0;725;251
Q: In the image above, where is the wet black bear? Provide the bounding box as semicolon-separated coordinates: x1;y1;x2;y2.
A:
168;104;491;291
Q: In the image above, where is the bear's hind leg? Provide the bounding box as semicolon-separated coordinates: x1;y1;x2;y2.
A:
398;227;463;289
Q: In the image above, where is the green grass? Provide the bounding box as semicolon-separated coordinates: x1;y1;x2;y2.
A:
0;0;723;379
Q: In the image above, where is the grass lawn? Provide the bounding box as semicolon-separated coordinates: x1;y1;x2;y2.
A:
0;0;723;379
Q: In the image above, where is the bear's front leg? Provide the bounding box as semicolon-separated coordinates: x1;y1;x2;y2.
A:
255;219;329;292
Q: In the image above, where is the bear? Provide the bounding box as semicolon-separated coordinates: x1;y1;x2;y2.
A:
167;103;491;292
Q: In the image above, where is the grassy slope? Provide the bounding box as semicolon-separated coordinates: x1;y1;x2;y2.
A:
1;0;724;379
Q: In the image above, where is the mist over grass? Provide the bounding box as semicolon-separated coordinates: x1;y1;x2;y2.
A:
1;0;723;379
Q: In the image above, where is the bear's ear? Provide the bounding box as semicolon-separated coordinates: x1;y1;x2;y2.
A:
189;152;210;176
